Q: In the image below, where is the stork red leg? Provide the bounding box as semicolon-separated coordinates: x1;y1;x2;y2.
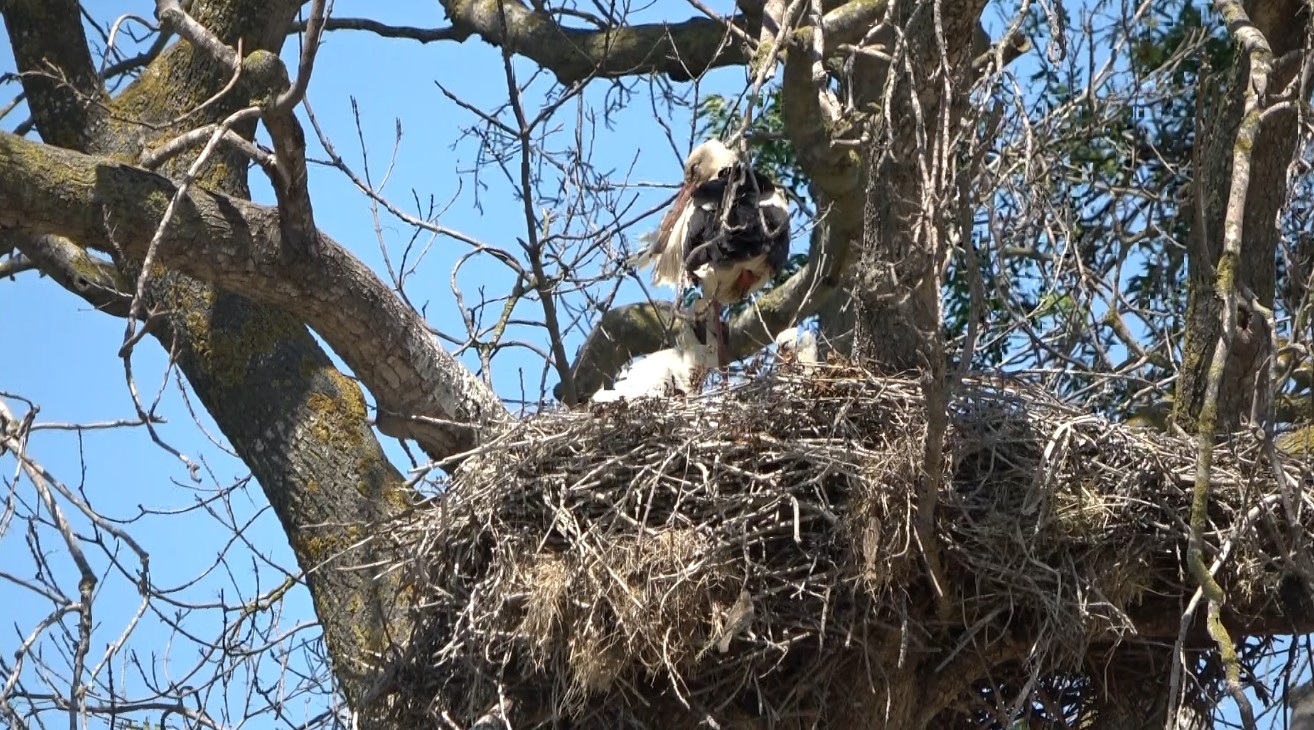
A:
712;300;730;372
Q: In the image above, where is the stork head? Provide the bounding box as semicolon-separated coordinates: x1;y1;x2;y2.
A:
649;141;739;270
683;139;739;185
774;327;819;365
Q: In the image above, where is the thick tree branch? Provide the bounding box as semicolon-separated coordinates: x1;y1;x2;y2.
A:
441;0;752;82
561;300;681;397
0;130;508;462
4;1;422;716
295;16;464;43
4;233;132;318
779;3;865;203
0;255;32;278
563;219;846;399
155;0;239;67
438;0;890;84
0;0;110;151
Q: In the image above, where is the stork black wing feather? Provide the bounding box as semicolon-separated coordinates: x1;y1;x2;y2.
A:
682;166;789;280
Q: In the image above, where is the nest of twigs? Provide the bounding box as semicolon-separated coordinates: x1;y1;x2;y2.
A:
382;361;1311;728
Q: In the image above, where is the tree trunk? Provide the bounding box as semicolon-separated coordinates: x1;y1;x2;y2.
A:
847;0;986;626
1175;0;1311;432
2;0;418;713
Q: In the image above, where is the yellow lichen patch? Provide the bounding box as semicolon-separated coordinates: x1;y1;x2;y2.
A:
302;367;368;449
179;293;301;389
324;367;368;422
292;523;364;568
304;392;340;445
293;357;410;511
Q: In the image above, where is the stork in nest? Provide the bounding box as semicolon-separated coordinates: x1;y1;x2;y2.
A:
590;296;721;403
630;139;791;370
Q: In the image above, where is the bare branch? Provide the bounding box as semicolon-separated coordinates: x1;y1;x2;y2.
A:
439;0;754;82
276;0;329;111
138;121;276;172
0;130;510;461
294;16;462;43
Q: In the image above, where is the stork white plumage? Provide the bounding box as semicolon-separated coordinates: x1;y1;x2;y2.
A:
773;327;819;367
630;139;791;370
590;303;720;403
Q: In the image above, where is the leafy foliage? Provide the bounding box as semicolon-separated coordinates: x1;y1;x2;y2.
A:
696;87;815;218
687;0;1311;429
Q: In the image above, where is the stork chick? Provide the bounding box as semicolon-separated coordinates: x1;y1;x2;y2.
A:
773;327;820;368
590;307;720;403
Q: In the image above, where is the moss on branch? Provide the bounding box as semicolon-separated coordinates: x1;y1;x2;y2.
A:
442;0;753;82
0;129;508;461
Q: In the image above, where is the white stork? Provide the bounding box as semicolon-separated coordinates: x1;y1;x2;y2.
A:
590;300;720;403
631;139;791;370
773;327;819;368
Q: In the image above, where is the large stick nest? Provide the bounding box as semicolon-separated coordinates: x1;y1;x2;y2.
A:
382;362;1312;728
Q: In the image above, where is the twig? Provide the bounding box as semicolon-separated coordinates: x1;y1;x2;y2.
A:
275;0;330;112
495;0;579;405
138;121;276;173
1181;4;1271;728
153;0;237;68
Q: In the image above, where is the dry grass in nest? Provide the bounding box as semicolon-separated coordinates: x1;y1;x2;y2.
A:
380;362;1310;728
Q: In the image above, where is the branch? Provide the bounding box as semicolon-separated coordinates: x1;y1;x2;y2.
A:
293;16;463;44
0;252;35;278
3;233;132;318
440;0;753;82
275;0;328;112
780;24;864;200
1;0;110;150
1183;3;1272;727
44;1;423;714
561;300;681;399
0;130;510;460
439;0;896;85
154;0;239;68
138;122;276;171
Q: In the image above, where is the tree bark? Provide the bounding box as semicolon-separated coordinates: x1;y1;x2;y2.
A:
846;0;985;626
1175;0;1312;432
10;1;1314;726
0;0;512;713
